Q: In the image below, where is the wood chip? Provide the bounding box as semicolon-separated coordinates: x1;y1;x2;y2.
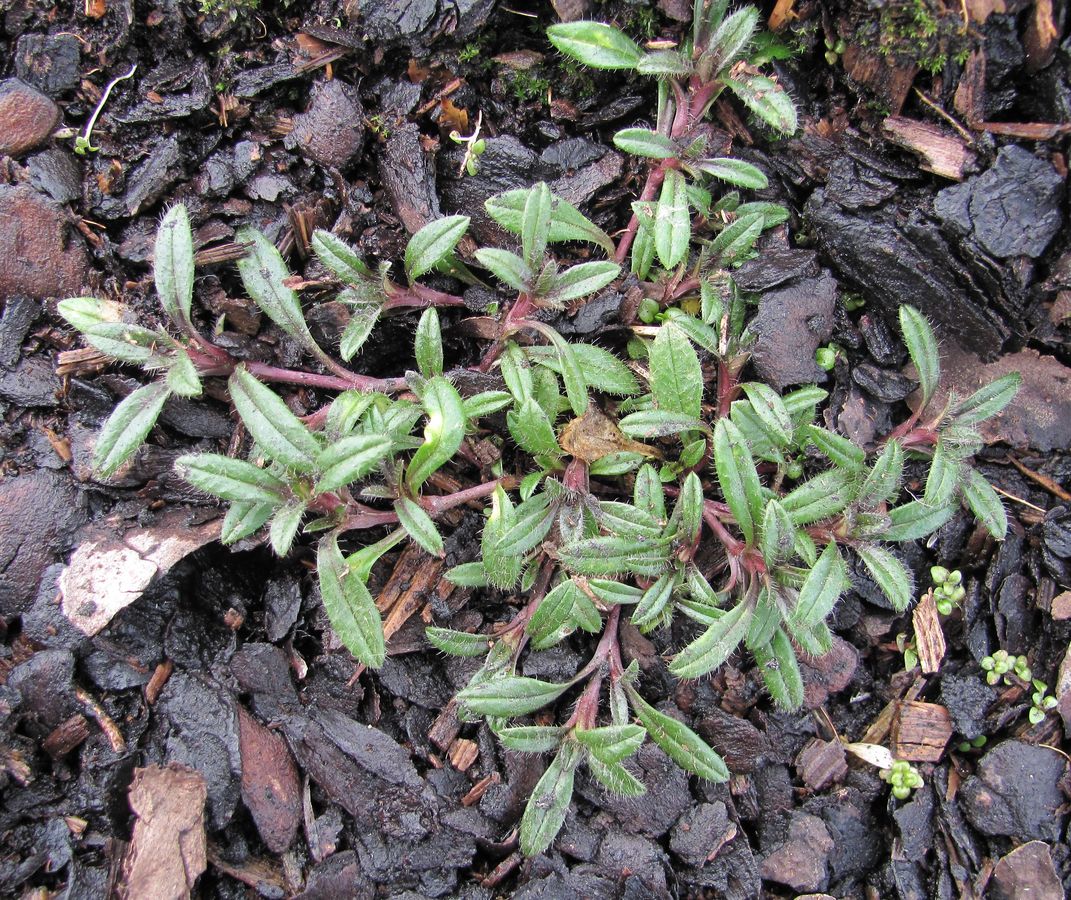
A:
428;699;462;752
1024;0;1059;73
954;49;985;125
376;544;444;642
883;116;975;180
448;738;479;772
1050;591;1071;621
892;701;952;762
238;707;301;854
912;593;946;674
461;772;499;807
121;764;207;900
206;844;286;895
42;714;91;759
145;660;174;705
795;738;848;790
841;45;918;116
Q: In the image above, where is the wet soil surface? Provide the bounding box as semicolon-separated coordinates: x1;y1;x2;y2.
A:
2;0;1071;897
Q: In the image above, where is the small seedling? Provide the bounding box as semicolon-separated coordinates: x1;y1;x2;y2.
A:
930;566;965;615
980;649;1031;686
73;63;137;155
450;110;487;177
815;344;841;371
881;759;923;800
824;35;847;65
896;632;919;671
956;734;987;753
1029;679;1058;725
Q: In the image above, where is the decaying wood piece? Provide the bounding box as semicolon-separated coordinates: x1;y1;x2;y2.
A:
883;116;976;180
42;714;91;759
892;700;953;762
375;544;444;642
912;593;946;674
795;738;848;790
120;764;207;900
841;45;918;116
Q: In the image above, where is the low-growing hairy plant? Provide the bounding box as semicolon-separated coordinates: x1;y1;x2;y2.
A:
59;1;1021;858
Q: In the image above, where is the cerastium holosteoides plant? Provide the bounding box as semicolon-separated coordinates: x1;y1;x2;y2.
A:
59;2;1022;858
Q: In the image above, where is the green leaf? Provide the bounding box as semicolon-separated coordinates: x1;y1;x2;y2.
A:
484;189;614;255
338;292;383;361
546;260;620;306
270;501;306;556
311;229;372;283
735;201;789;228
474;247;531;292
754;628;804;710
677;472;705;545
951;373;1021;426
857;441;903;508
529;343;638;396
899;305;939;405
221;500;275;544
760;499;796;568
414;307;443;378
558;535;669;578
395;496;444;557
444;561;489;587
405;215;470;282
94;382;171;475
924;440;960;507
724;73;797;133
538;326;588;417
634;464;666;521
746;587;780;649
635;49;694;77
628;690;729;781
701;5;759;72
315;434;392;494
58;296;122;332
235;226;317;351
594;501;663;539
791;542;847;628
508;397;561;457
613;128;677;159
586;579;644;606
520;741;582;856
655;169;690;269
740;383;792;446
154;204;195;327
713;419;762;545
662;308;720;355
317;533;385;668
651;322;703;419
587;756;647;796
805;424;866;473
521;182;553;270
884;500;956;542
82;322;171;365
709;212;762;264
669;599;751;678
425;626;489;657
496;725;567;753
462;390;513;419
631;571;677;631
692;158;768;189
229;367;320;471
166;348;202;398
962;467;1008;540
619;410;707;439
406;376;465;491
459;676;572;718
576;724;646;763
528;580;582;648
781;469;857;525
482;485;524;588
547;21;643;70
496;491;556;558
856;545;913;611
176;453;287;503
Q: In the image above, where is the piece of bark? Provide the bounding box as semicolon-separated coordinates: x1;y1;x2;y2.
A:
42;714;91;758
892;701;952;762
1023;0;1059;73
238;706;301;854
428;699;462;752
448;738;479;772
121;764;207;900
912;593;946;675
1050;591;1071;621
841;45;918;116
954;49;985;126
377;544;444;642
883;117;975;180
795;738;848;791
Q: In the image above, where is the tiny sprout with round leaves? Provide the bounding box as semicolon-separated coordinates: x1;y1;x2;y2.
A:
1028;679;1058;725
930;566;965;615
881;759;923;800
815;345;839;371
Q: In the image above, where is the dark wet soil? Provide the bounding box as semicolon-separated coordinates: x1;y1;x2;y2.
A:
1;0;1070;897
